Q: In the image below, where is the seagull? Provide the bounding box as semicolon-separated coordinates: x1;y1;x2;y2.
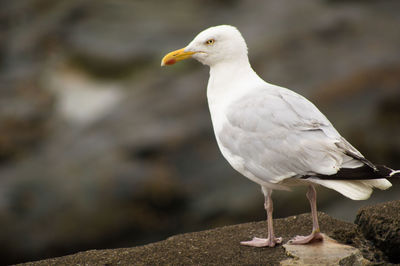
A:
161;25;399;247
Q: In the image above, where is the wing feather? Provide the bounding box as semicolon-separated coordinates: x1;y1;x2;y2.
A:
217;85;365;184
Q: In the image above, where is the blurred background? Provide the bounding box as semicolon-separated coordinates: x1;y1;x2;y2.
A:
1;0;399;264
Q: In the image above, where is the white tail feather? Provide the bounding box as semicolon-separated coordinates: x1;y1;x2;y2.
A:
309;178;392;200
390;170;400;177
360;179;392;190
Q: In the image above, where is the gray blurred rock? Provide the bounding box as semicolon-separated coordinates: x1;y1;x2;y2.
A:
0;78;54;162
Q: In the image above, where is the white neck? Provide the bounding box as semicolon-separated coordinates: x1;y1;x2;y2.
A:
207;57;264;106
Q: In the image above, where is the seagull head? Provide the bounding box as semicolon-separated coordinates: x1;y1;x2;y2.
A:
161;25;248;67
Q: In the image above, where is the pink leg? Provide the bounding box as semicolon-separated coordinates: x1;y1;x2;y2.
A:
288;185;323;244
241;188;282;247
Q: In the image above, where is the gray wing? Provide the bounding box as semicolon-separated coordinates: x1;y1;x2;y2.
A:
218;86;365;184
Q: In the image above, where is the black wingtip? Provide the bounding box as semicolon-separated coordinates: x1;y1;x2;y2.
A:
309;164;398;181
376;165;394;177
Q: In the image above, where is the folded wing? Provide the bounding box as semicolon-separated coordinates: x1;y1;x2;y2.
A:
218;84;391;199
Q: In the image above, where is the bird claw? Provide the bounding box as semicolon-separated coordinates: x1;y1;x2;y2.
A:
287;231;323;245
241;236;282;247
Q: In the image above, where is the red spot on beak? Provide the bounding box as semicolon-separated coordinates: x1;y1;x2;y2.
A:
165;59;176;65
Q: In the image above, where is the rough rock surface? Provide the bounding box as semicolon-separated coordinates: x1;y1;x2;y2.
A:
355;200;400;264
282;234;368;265
20;212;386;265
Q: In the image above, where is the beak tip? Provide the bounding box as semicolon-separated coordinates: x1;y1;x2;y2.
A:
161;47;190;67
161;58;177;66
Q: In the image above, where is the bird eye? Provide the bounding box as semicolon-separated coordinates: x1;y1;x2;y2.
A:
205;39;215;45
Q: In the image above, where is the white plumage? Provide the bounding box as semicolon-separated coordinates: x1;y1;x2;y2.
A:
195;25;390;199
162;25;395;247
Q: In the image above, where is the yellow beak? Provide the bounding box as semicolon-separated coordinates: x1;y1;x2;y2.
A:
161;48;196;66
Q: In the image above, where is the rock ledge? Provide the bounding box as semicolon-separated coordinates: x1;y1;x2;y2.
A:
21;202;400;266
